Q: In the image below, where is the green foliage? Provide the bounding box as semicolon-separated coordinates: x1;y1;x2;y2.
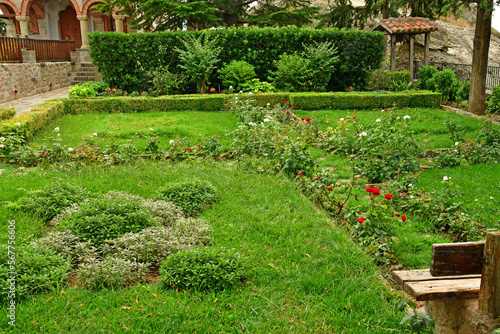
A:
367;70;411;91
417;65;439;91
0;244;71;303
218;60;256;91
397;299;435;333
486;86;500;114
88;27;385;92
0;108;16;121
175;34;221;94
17;182;92;223
0;18;6;34
290;91;442;110
68;82;109;98
433;69;459;102
301;40;339;91
240;79;277;93
456;81;470;101
57;197;156;246
157;179;220;216
271;53;314;92
160;246;249;292
149;67;183;95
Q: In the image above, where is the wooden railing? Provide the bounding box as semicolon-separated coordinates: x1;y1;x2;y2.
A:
0;36;75;63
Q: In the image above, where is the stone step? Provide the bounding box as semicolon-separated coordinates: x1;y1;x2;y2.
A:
76;69;97;75
80;62;95;68
74;74;97;79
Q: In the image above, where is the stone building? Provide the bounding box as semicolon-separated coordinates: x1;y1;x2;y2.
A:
0;0;134;48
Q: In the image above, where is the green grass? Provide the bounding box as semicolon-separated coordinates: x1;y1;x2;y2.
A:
32;111;239;152
0;161;404;333
294;108;499;149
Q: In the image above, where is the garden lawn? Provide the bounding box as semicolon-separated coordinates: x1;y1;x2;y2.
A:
32;111;239;152
294;108;500;149
0;161;403;333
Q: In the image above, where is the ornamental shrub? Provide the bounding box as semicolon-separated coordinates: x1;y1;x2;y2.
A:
486;86;500;114
456;81;470;101
149;67;184;95
160;247;249;292
433;69;459;102
417;65;438;91
367;70;411;91
69;81;109;98
157;179;220;216
0;108;15;121
218;60;256;91
272;53;314;92
301;40;338;91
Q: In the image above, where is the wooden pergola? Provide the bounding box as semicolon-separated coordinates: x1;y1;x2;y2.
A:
372;17;441;78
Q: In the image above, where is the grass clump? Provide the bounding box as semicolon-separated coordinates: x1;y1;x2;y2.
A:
160;246;248;292
157;179;220;216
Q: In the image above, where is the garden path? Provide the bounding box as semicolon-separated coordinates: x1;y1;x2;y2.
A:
0;87;70;115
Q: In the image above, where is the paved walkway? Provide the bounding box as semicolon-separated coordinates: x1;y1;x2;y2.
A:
0;87;70;115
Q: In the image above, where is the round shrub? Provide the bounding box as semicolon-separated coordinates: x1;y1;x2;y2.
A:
157;179;220;216
57;197;156;246
17;182;92;223
0;244;71;302
160;247;249;292
456;81;470;101
69;81;108;97
218;60;256;91
271;53;313;92
433;69;459;102
486;86;500;114
417;65;439;91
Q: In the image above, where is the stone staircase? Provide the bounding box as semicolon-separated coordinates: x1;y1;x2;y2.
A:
71;62;101;85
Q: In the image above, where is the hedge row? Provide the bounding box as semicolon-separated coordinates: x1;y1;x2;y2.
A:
0;101;64;140
0;108;16;121
89;26;385;92
290;91;442;110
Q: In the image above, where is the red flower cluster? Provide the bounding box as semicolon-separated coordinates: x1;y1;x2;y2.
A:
284;100;288;104
186;148;192;151
209;88;216;92
292;106;296;109
304;117;312;123
358;217;365;223
326;186;333;191
286;111;290;114
385;194;393;200
366;187;380;196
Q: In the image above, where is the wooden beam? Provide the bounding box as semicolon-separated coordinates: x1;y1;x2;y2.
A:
405;278;481;301
390;34;396;71
430;241;485;276
424;32;430;66
479;232;500;317
392;269;481;286
409;34;414;79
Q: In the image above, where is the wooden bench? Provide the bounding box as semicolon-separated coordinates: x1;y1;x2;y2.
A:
392;232;500;334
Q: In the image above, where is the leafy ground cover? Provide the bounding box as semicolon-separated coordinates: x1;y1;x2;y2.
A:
293;108;500;149
0;161;404;333
32;111;239;152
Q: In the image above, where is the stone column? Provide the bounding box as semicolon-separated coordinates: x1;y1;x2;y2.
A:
112;14;125;33
15;16;29;38
77;15;89;49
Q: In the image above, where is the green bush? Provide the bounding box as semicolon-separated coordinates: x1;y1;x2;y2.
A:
240;79;277;93
0;108;16;121
456;81;470;101
69;82;108;98
301;40;338;92
89;27;385;92
289;91;441;110
57;197;156;246
0;244;71;302
149;67;184;95
160;247;249;292
417;65;439;91
486;86;500;114
367;70;412;91
218;60;256;91
157;179;220;216
17;182;92;223
433;69;459;102
272;53;314;92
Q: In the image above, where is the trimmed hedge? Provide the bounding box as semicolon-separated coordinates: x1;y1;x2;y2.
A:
0;108;16;121
89;27;385;92
0;100;64;140
289;91;441;110
64;95;225;114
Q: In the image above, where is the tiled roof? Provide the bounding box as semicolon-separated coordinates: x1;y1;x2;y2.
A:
375;17;441;34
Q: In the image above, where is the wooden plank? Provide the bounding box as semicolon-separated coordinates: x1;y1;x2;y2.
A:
392;269;481;285
409;34;414;79
424;32;430;66
479;232;500;317
430;241;485;276
405;278;481;301
390;34;396;71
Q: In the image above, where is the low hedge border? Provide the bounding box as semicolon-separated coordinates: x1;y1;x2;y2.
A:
0;108;16;121
0;101;64;140
289;91;442;110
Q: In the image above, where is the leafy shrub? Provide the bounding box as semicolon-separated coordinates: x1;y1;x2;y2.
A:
17;182;92;223
160;247;249;292
301;41;338;92
0;108;16;121
240;79;277;93
157;179;220;216
434;149;462;168
77;257;149;290
417;65;438;91
367;70;411;91
149;67;183;95
0;244;71;302
218;60;256;91
57;197;156;246
176;34;221;94
69;82;108;98
433;69;459;102
34;230;92;262
486;86;500;114
272;53;313;92
456;81;470;101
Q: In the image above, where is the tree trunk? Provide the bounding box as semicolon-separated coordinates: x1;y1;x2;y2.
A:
382;1;389;19
468;0;492;115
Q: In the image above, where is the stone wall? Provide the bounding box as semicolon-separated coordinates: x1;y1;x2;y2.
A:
0;62;76;104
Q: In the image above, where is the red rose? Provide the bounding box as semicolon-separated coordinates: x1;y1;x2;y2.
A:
299;174;304;177
292;106;296;109
402;215;407;222
314;177;319;181
286;111;290;114
353;116;357;119
372;188;381;196
187;148;192;151
327;186;333;191
301;118;304;120
370;196;374;201
366;187;374;193
385;194;393;200
284;100;288;103
358;217;365;223
395;213;401;217
305;117;312;122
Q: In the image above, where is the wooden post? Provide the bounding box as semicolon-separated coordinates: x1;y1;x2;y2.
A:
390;34;397;71
409;34;414;79
479;232;500;317
424;32;430;66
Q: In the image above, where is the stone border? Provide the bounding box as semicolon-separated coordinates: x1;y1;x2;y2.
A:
440;105;500;125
